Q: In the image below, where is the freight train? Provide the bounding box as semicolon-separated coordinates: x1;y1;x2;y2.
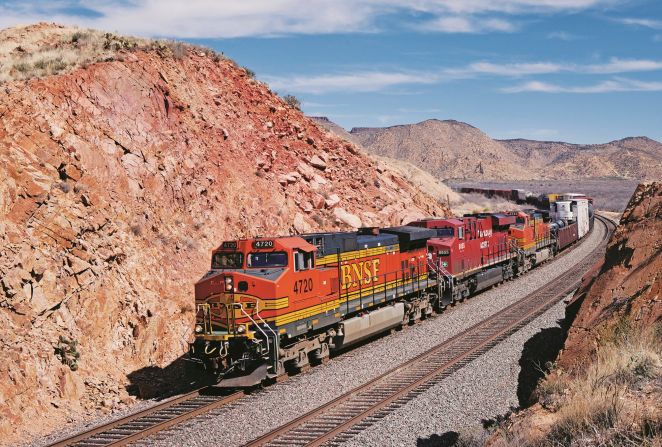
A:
456;186;594;212
188;194;593;387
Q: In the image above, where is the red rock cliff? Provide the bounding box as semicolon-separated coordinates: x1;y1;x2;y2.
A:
0;24;447;443
558;182;661;371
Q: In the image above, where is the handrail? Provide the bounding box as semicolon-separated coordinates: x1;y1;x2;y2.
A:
236;303;272;355
253;301;278;339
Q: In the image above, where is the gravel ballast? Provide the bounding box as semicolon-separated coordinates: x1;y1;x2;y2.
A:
127;220;606;447
342;299;568;447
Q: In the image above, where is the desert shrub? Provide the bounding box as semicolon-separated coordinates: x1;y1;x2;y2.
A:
283;94;301;110
179;303;194;314
243;66;256;78
130;223;142;236
55;336;80;371
13;62;30;73
71;31;91;44
55;181;70;193
312;214;324;226
167;41;188;59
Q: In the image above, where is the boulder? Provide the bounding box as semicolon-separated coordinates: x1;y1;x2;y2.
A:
324;194;341;209
309;155;327;170
333;207;362;228
296;162;315;181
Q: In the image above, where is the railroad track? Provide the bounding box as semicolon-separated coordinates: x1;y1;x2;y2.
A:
243;215;615;447
48;215;614;447
47;388;244;447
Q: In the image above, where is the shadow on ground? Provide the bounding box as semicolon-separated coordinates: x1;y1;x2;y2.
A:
517;325;566;406
418;431;460;447
125;354;213;399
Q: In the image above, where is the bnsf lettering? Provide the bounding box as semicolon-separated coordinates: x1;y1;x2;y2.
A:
341;259;380;289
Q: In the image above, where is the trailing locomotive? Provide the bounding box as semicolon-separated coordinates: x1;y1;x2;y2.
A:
189;196;593;387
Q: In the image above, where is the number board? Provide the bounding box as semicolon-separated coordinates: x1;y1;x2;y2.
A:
252;240;274;249
221;241;237;250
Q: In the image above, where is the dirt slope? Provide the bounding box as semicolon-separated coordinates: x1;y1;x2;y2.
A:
0;23;448;443
350;119;530;180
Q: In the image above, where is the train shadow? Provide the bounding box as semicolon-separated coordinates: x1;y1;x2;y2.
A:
417;431;459;447
125;354;214;400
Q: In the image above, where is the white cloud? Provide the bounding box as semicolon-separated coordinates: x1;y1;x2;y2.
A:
547;31;582;40
583;58;662;73
617;18;662;30
449;58;662;77
0;0;616;38
419;16;516;33
460;61;564;76
501;78;662;93
264;71;441;94
266;58;662;94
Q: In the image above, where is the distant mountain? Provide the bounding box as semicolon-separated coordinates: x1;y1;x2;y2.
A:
345;119;661;181
350;119;530;180
498;137;662;180
312;116;503;215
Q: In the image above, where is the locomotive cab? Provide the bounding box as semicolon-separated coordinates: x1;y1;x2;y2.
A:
189;237;321;386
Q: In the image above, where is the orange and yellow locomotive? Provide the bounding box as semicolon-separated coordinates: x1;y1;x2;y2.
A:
189;226;435;387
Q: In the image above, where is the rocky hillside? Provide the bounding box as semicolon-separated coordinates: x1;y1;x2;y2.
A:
0;23;448;444
350;120;662;181
489;183;661;446
500;137;662;180
351;119;528;180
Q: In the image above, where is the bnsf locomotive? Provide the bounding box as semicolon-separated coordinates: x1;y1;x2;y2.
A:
188;194;593;387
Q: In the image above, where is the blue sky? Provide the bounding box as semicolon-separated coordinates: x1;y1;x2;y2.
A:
1;1;661;143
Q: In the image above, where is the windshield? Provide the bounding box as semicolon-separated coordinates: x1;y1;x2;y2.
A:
247;251;288;268
437;227;454;237
212;252;244;269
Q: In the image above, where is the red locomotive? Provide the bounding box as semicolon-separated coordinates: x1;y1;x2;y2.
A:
189;197;593;387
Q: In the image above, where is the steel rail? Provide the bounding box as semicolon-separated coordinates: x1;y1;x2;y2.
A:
244;215;615;447
47;388;244;447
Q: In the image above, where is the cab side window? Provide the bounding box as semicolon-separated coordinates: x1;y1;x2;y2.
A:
294;250;314;271
458;226;464;240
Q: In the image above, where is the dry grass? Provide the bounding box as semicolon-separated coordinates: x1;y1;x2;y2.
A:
497;321;662;446
0;25;144;82
0;23;231;83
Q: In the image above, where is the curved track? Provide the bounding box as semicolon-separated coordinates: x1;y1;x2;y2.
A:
47;216;614;447
243;215;615;447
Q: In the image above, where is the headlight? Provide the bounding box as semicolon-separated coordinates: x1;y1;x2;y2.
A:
195;324;203;333
225;276;233;291
236;325;246;334
225;283;233;291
